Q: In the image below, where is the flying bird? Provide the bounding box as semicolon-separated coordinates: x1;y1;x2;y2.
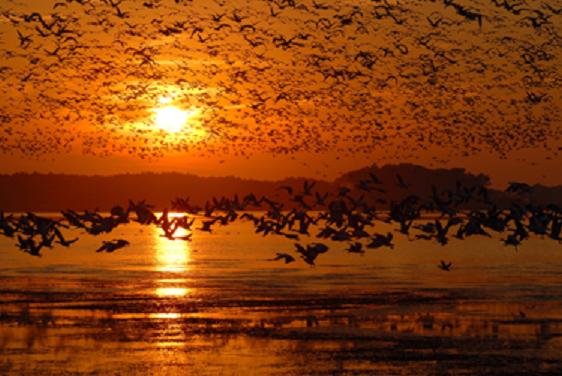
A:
268;252;296;264
96;239;130;253
438;260;452;272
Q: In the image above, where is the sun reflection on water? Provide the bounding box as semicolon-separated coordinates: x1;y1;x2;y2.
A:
154;224;191;273
153;220;192;298
155;287;189;297
149;312;182;319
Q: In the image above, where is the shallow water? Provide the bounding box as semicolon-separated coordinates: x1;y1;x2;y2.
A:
1;217;562;375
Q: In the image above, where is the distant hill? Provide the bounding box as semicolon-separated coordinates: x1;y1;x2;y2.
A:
0;164;560;211
335;163;490;204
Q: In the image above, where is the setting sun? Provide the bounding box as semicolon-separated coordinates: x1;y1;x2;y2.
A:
153;106;191;133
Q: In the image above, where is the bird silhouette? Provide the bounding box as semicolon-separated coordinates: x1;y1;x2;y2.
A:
438;260;452;272
96;239;130;253
268;252;295;264
294;242;329;266
367;233;394;250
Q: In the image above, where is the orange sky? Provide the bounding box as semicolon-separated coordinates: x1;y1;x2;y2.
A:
1;147;560;188
0;0;560;187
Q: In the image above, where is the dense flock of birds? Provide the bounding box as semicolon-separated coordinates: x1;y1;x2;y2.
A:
0;176;560;268
0;0;560;162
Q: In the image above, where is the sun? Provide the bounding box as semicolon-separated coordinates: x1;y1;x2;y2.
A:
153;105;191;133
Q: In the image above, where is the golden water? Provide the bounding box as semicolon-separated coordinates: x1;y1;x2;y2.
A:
1;219;562;375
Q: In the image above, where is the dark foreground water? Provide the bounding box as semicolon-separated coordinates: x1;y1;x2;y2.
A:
1;218;562;375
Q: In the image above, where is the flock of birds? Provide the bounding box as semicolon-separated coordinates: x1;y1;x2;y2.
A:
0;0;560;163
0;1;560;266
0;175;560;269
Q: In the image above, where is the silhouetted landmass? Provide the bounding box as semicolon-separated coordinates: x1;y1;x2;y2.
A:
335;164;491;206
0;164;560;211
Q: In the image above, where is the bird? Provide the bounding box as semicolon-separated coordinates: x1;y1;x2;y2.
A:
16;30;32;48
199;219;217;232
438;260;452;272
268;253;295;264
346;242;364;254
396;174;409;190
96;239;130;253
279;185;293;195
367;233;394;249
506;182;533;195
294;242;329;266
55;235;79;247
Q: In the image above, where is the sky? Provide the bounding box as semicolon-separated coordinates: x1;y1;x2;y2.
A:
0;0;560;187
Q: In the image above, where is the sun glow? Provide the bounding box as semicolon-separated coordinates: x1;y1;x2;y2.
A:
153;105;192;133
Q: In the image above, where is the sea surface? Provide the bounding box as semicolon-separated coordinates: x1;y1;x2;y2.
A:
1;215;562;375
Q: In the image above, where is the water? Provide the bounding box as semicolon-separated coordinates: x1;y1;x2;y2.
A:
1;217;562;375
